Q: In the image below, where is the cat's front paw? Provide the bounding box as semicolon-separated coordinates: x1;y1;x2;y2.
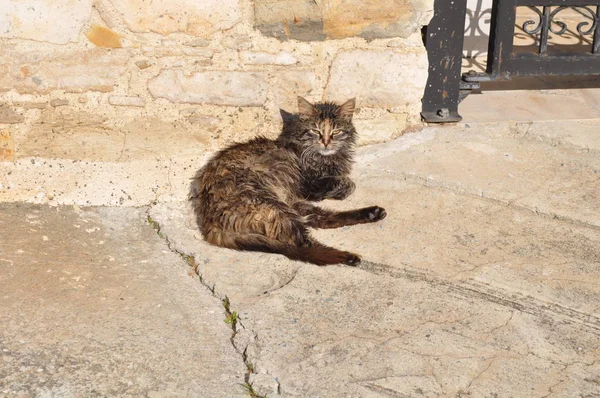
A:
343;252;362;266
363;206;387;222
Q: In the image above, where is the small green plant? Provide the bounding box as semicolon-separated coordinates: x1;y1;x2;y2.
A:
225;311;238;326
182;253;194;266
222;297;238;330
182;253;200;275
146;215;164;238
241;383;266;398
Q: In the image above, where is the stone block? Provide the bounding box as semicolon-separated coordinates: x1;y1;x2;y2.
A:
135;60;151;70
50;99;69;107
253;0;324;41
272;70;317;113
148;70;268;106
325;49;428;108
108;95;146;107
85;25;122;48
0;0;93;44
240;51;298;65
354;114;413;145
0;106;24;124
253;0;433;41
17;111;113;161
180;111;220;130
184;38;211;47
108;0;241;36
0;44;130;94
322;0;433;39
221;35;254;50
16;110;213;162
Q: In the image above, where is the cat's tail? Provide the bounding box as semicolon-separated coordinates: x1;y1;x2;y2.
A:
217;232;361;266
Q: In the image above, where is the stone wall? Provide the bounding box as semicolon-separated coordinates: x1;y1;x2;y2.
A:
0;0;433;205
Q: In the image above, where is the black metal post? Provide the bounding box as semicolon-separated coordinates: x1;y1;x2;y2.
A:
421;0;468;123
593;5;600;54
487;0;517;79
539;6;551;55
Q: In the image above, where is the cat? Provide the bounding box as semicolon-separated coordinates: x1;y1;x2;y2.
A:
189;97;387;266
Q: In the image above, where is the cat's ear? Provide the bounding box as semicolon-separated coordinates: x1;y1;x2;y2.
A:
337;98;356;121
298;96;317;120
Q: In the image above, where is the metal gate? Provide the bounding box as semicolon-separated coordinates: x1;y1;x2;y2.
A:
421;0;600;123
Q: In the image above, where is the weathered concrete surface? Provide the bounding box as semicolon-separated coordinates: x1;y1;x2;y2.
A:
149;121;600;397
0;205;246;397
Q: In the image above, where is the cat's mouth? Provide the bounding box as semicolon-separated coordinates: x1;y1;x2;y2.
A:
318;148;337;156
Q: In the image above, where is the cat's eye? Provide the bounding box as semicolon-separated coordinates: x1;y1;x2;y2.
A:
308;130;321;137
331;129;345;136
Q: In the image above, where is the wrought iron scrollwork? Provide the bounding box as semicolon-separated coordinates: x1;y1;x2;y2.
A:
522;6;599;36
574;6;599;35
522;7;545;34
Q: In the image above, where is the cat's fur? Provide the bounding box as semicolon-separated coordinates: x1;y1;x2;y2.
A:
189;97;386;266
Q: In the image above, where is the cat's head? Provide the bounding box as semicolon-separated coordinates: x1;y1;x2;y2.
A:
285;97;357;156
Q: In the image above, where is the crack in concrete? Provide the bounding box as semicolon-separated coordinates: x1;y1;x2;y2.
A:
362;382;412;397
510;123;600;157
428;357;444;393
448;259;507;279
350;373;430;385
466;356;496;389
484;311;514;336
539;362;572;398
352;328;574;396
359;261;600;334
144;206;265;397
260;268;299;296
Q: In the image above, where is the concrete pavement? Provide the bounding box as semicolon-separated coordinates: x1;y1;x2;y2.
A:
0;205;246;397
2;119;599;397
150;120;600;397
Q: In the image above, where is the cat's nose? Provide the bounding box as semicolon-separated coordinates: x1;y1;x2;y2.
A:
322;137;331;147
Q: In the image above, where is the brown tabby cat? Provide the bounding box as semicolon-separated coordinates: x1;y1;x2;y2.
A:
189;97;386;266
